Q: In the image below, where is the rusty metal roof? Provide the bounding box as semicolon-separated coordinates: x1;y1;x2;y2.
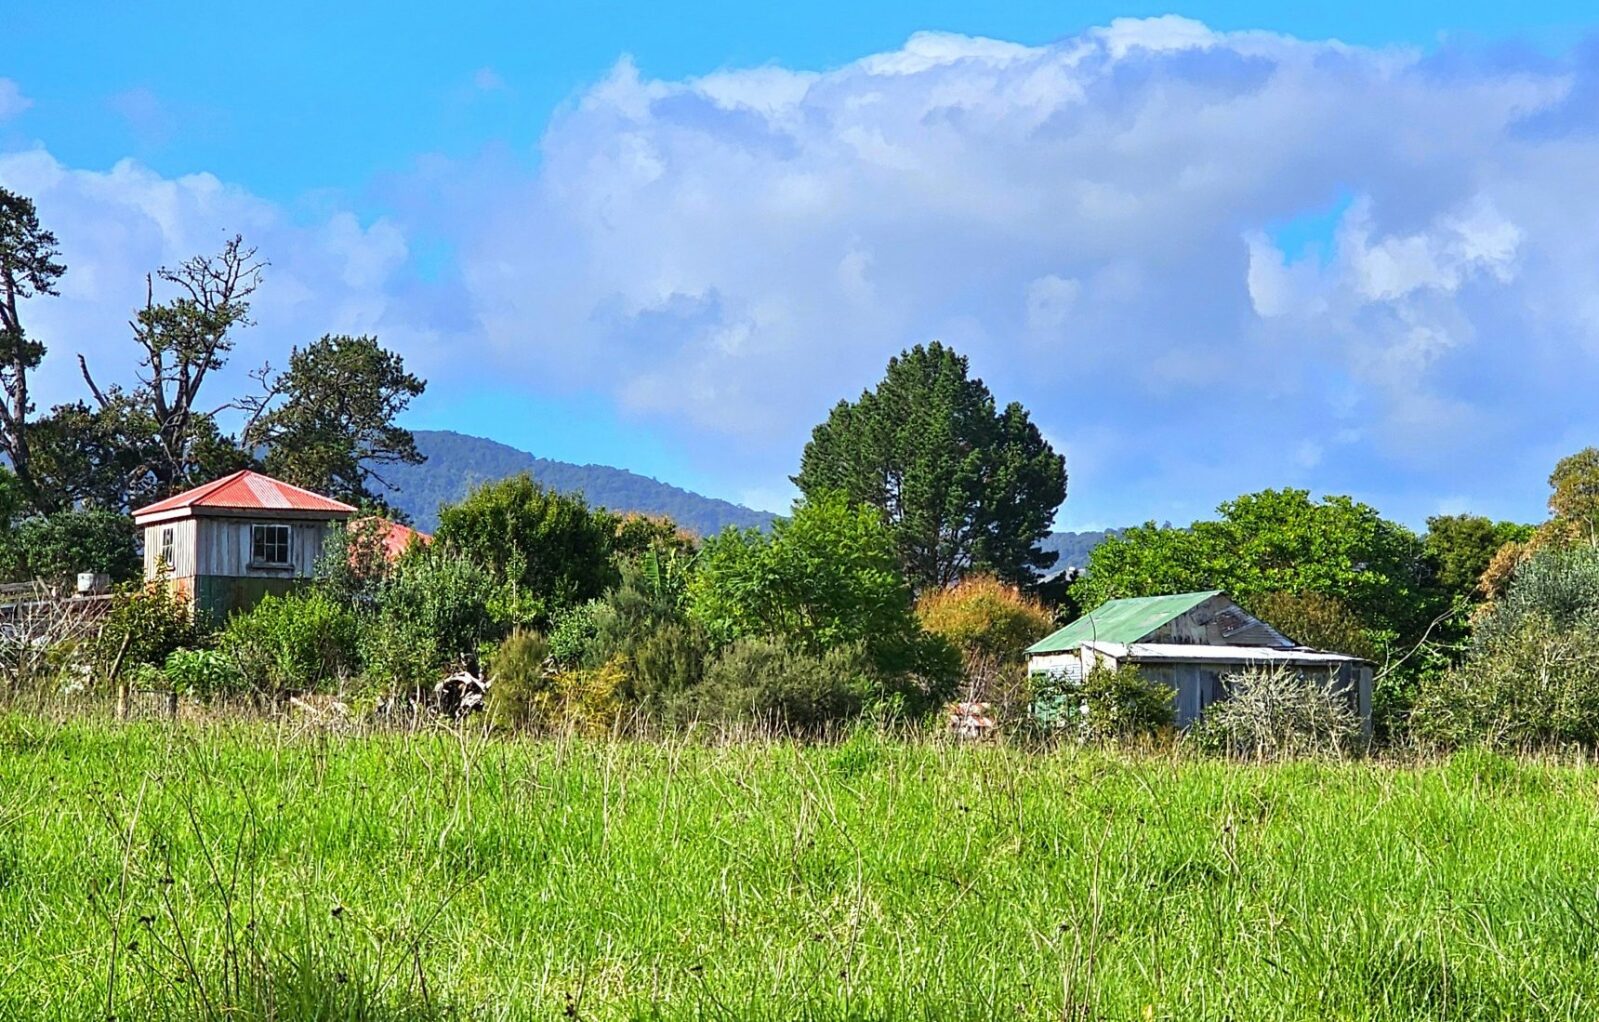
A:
132;470;357;521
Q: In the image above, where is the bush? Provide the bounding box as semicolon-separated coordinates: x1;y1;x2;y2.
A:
219;591;360;695
1192;667;1363;759
357;617;440;694
667;636;872;732
916;575;1052;715
6;509;140;587
1412;546;1599;749
92;577;200;681
434;474;619;626
547;600;600;669
1413;615;1599;749
487;635;625;736
1044;663;1175;743
626;620;710;709
485;630;552;729
163;647;244;701
375;547;499;668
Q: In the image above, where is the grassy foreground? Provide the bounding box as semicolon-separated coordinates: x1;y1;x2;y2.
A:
4;717;1599;1021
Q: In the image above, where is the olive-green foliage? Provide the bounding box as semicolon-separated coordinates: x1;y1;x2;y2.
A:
15;721;1599;1021
92;578;200;678
162;647;245;700
2;509;140;585
1549;447;1599;542
627;621;711;709
1246;591;1379;661
1423;513;1534;605
372;545;498;670
485;630;552;730
355;617;438;693
586;548;704;685
434;474;618;627
1193;668;1364;759
487;638;626;736
794;341;1067;589
219;591;360;695
1414;545;1599;748
1075;663;1175;742
668;636;873;731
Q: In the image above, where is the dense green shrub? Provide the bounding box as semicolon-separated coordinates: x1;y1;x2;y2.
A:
688;492;930;675
219;591;360;695
667;636;872;731
547;600;600;669
1192;668;1363;758
357;617;439;693
163;647;244;700
1413;546;1599;748
434;474;619;627
374;546;498;668
1073;663;1176;742
626;620;710;709
92;577;200;680
5;510;140;586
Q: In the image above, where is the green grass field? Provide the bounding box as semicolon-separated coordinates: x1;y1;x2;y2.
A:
4;714;1599;1021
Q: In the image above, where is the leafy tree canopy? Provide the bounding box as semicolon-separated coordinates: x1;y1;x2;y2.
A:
247;333;425;509
687;492;950;683
793;342;1065;591
434;474;619;626
1423;514;1534;604
1073;489;1440;651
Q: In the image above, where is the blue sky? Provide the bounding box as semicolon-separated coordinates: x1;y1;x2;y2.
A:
4;2;1599;528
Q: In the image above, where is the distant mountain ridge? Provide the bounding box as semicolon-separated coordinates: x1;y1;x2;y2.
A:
380;431;778;536
381;430;1125;567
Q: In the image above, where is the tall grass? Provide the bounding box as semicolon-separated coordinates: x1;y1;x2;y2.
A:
4;714;1599;1019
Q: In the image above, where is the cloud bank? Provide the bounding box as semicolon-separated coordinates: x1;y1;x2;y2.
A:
6;17;1599;526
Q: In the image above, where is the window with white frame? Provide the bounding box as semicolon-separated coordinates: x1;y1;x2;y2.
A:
158;527;175;569
251;523;292;566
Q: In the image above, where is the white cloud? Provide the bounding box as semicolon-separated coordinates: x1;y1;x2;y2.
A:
8;19;1599;527
0;150;462;420
0;79;31;121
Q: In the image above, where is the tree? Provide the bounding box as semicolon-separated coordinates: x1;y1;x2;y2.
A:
243;334;425;507
0;188;66;511
1549;448;1599;545
687;491;938;676
794;342;1066;591
79;235;263;502
1424;514;1534;604
8;510;140;585
434;474;618;625
1246;591;1378;661
1073;489;1439;653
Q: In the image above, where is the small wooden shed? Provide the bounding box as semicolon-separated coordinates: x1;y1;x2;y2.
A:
1027;590;1372;730
132;470;356;622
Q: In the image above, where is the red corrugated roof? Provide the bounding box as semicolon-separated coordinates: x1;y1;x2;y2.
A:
133;470;358;519
374;518;432;560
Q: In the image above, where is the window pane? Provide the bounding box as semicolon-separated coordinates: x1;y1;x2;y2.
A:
252;524;291;564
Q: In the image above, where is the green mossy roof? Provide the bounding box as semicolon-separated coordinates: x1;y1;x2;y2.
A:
1026;590;1223;654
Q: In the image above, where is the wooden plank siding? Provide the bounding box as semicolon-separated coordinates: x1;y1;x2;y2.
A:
143;517;336;582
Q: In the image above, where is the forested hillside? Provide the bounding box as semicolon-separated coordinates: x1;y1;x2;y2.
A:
381;431;777;535
1038;529;1123;569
